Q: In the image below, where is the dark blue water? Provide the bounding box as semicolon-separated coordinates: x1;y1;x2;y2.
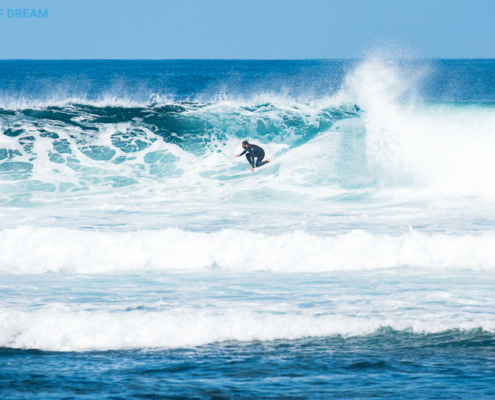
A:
1;59;495;104
2;332;495;399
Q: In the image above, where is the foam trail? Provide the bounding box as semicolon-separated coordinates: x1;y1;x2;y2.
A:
1;227;495;274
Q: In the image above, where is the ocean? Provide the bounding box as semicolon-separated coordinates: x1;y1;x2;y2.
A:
1;58;495;398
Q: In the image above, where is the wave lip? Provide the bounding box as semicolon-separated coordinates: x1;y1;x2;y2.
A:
1;227;495;274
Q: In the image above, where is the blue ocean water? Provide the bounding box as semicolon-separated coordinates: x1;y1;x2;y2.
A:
1;58;495;398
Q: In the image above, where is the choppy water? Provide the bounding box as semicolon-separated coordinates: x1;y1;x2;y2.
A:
1;59;495;398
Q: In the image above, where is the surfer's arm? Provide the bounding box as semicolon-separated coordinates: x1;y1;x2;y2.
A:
243;153;255;168
238;149;247;156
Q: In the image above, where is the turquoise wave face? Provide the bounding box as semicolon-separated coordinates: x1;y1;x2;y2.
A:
0;102;363;194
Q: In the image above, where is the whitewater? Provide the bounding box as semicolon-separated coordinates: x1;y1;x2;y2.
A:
1;58;495;397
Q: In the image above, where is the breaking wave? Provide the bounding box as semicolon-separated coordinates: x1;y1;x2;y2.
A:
1;227;495;274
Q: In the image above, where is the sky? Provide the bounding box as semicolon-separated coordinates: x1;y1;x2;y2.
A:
0;0;494;59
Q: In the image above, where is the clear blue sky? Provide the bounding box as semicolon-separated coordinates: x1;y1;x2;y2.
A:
0;0;494;59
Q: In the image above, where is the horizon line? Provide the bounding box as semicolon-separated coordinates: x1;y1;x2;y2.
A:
0;58;494;61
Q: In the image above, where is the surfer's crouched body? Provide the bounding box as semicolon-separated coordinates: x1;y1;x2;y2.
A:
236;140;270;171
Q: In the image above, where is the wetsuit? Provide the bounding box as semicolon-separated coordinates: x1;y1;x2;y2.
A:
240;144;268;168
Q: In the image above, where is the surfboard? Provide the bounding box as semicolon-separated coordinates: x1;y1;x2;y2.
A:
231;158;273;176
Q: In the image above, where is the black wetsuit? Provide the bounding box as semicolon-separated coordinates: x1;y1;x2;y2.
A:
240;144;268;168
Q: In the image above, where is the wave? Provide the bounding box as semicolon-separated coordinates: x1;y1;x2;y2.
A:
1;58;495;204
0;99;364;202
1;306;494;351
1;227;495;274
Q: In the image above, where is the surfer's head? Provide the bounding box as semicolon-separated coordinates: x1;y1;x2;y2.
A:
242;140;249;149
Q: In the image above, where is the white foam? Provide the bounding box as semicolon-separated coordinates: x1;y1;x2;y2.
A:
1;227;495;274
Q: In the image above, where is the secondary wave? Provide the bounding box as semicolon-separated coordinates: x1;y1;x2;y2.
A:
1;227;495;273
2;306;495;351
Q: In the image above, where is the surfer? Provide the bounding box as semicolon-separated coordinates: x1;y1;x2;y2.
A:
236;140;271;171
